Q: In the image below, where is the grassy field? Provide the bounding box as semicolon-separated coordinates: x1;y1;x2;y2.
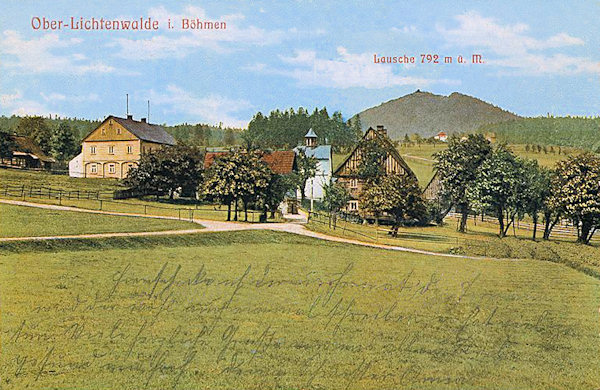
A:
0;167;123;192
395;143;583;186
0;231;599;389
0;203;200;238
0;168;276;223
307;213;600;278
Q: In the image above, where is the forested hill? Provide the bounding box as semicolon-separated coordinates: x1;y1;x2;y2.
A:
353;90;521;140
477;116;600;151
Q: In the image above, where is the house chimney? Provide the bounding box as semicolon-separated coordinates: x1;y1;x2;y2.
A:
141;118;147;123
127;114;133;120
376;125;387;136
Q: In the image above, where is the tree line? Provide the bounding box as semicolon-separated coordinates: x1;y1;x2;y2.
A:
244;107;362;152
0;116;243;166
434;134;600;244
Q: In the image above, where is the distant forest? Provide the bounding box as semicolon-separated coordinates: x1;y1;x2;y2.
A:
0;115;242;147
477;116;600;151
245;107;362;152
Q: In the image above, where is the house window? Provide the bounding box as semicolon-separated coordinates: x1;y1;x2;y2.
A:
108;164;116;174
101;128;106;135
127;145;133;154
108;146;114;154
350;178;358;189
90;164;97;173
116;128;122;135
348;201;358;211
90;146;97;154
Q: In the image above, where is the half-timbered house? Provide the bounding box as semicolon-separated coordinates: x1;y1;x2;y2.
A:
333;125;417;214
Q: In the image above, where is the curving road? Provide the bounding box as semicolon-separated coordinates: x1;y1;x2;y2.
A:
0;198;493;260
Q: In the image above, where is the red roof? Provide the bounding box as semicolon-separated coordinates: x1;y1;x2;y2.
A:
204;151;296;174
437;131;447;136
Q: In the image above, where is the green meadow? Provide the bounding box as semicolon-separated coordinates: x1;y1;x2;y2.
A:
1;231;599;389
0;203;200;238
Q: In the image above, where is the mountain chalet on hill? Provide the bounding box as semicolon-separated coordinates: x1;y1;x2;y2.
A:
69;115;176;179
293;128;333;201
334;125;417;214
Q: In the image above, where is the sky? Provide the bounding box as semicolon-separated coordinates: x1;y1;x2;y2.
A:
1;0;599;128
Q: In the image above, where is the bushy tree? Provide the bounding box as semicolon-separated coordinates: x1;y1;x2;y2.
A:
202;151;272;221
357;136;388;181
124;146;203;200
51;122;79;161
16;116;52;153
434;134;492;232
521;161;552;240
0;129;17;159
467;146;526;237
359;173;425;229
262;173;297;220
549;153;600;244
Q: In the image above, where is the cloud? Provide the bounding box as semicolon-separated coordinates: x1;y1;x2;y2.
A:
148;85;252;128
439;11;599;75
250;47;458;89
0;30;117;75
390;25;417;34
0;90;60;116
40;92;100;103
110;5;285;59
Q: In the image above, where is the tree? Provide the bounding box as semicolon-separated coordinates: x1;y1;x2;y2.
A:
0;129;17;160
549;153;600;244
358;179;387;226
237;153;272;222
223;128;236;146
202;151;272;221
16;116;52;153
295;149;318;201
322;181;350;228
433;134;492;232
382;174;427;236
522;161;552;240
124;146;203;200
262;173;297;220
51;122;79;161
357;136;388;181
467;146;526;237
359;173;426;229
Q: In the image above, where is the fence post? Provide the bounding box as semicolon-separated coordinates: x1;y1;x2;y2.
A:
178;209;181;220
21;185;25;200
99;200;103;210
59;190;62;205
144;205;147;215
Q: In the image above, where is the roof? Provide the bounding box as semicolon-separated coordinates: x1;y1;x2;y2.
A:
437;131;447;136
83;115;176;145
333;126;415;179
112;116;176;145
11;135;56;163
204;150;296;175
305;128;318;138
294;145;331;160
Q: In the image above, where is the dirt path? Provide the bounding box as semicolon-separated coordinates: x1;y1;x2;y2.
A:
0;199;492;260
